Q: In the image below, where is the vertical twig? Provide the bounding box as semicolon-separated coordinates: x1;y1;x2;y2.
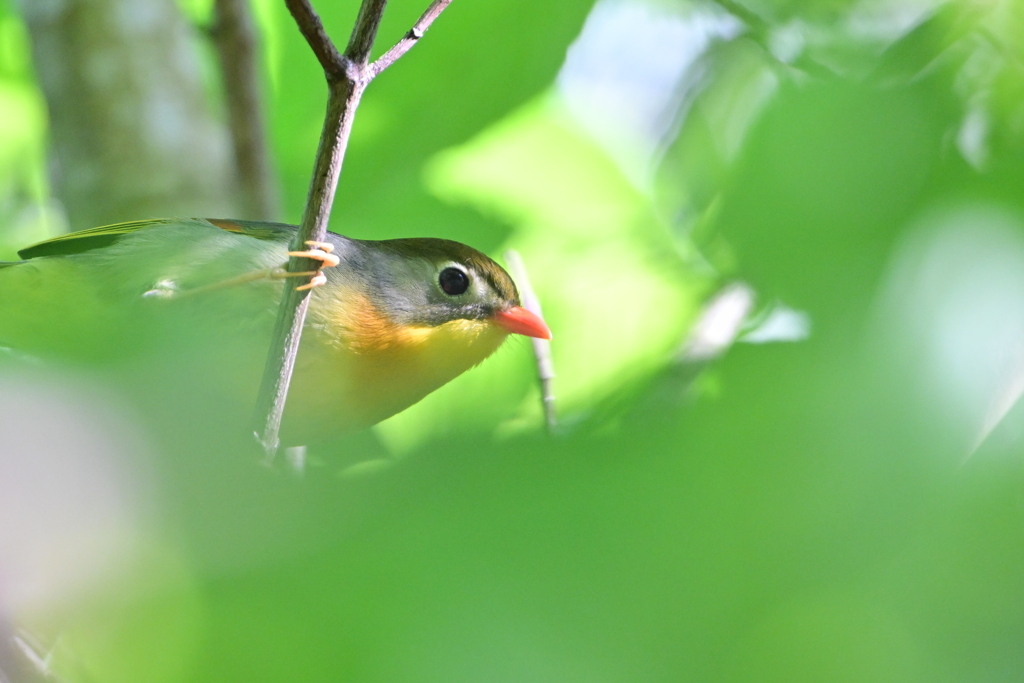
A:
212;0;281;221
254;0;454;457
0;622;61;683
504;250;557;434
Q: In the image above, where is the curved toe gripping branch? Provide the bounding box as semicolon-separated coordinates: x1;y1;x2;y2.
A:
287;240;339;291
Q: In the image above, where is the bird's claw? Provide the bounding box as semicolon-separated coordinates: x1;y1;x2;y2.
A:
288;242;340;268
303;240;334;253
286;240;338;291
295;273;327;291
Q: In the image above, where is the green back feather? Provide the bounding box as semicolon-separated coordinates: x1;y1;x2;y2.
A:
16;218;293;260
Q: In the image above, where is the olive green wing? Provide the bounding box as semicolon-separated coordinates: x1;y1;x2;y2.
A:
16;218;297;260
16;218;178;259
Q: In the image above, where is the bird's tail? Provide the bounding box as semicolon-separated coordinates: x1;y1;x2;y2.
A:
0;256;143;360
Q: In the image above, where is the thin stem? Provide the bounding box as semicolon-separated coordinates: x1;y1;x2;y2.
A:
371;0;453;76
283;0;346;78
0;622;59;682
254;80;361;457
212;0;281;220
254;0;454;457
345;0;388;63
504;250;557;434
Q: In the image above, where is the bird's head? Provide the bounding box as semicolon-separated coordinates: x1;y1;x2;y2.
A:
331;237;551;344
297;236;551;430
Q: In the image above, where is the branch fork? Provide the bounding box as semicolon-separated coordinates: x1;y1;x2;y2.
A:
253;0;454;457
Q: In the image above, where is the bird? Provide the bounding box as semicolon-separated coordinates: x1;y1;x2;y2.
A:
0;217;551;443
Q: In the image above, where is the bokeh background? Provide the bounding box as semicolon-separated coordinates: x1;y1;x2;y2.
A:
3;0;1024;680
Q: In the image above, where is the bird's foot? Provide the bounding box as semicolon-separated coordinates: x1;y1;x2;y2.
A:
292;240;335;255
286;241;339;291
142;241;339;300
288;241;340;267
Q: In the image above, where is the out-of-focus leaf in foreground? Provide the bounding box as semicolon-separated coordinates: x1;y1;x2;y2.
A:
5;0;1024;681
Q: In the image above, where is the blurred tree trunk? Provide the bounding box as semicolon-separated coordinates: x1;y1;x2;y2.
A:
212;0;280;221
13;0;239;231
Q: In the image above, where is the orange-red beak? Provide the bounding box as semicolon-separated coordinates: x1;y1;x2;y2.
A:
492;306;552;340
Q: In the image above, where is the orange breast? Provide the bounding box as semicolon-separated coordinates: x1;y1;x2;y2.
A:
282;290;507;441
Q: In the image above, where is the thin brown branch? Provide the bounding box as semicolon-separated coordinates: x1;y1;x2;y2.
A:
283;0;346;79
504;250;557;434
371;0;453;77
212;0;281;221
254;0;453;457
253;79;361;457
344;0;388;64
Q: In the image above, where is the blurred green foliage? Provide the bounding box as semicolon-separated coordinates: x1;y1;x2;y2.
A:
4;0;1024;681
0;2;52;258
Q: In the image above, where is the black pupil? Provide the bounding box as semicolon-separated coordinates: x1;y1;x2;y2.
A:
439;267;469;296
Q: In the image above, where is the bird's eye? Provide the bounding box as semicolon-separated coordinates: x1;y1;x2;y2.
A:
439;267;469;296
